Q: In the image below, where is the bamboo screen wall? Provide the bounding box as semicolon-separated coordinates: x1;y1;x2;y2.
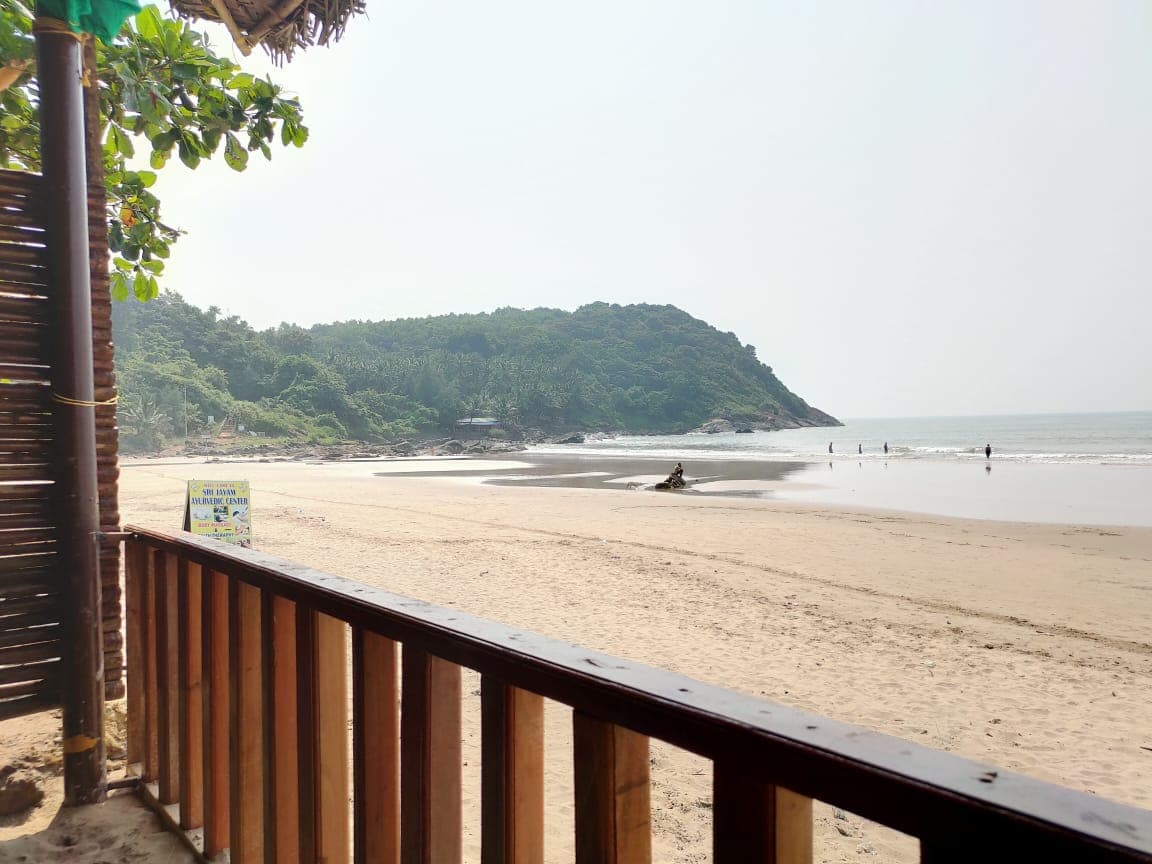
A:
0;167;124;720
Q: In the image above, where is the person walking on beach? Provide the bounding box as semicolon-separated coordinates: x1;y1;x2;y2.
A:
985;443;992;460
883;441;889;455
828;442;833;454
858;443;862;455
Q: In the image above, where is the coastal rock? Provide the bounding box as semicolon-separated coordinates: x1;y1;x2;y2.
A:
693;418;735;435
440;440;466;454
735;427;754;434
554;433;585;444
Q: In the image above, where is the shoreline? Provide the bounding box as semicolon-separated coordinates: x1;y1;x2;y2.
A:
126;449;1152;528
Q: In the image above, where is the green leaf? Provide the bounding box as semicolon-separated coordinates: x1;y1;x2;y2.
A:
227;73;255;89
223;132;248;172
110;271;129;302
177;140;201;169
150;149;169;169
202;128;222;154
133;270;150;302
135;5;163;41
172;63;199;80
292;126;308;148
109;219;124;244
140;259;164;274
135;170;157;187
117;127;135;158
149;129;177;152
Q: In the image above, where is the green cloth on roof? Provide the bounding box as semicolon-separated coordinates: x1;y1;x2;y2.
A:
37;0;141;42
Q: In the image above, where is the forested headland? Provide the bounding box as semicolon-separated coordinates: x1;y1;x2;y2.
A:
111;293;838;452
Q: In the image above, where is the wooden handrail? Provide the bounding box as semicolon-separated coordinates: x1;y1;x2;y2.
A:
123;525;1152;863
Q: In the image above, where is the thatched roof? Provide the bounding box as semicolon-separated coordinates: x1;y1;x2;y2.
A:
168;0;365;61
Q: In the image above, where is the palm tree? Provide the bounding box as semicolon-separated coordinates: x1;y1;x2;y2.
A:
119;395;174;452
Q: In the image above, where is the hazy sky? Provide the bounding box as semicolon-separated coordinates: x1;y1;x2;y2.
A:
149;2;1152;419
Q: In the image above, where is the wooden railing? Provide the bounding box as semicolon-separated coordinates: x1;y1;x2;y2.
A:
123;526;1152;864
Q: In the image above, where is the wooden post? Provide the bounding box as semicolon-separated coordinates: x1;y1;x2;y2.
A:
481;678;544;864
400;648;462;864
178;559;204;829
316;613;351;864
269;594;301;864
156;550;180;804
229;580;264;863
35;6;104;804
713;765;812;864
572;713;650;864
296;607;318;863
353;628;399;864
124;540;145;768
142;549;159;781
201;569;230;857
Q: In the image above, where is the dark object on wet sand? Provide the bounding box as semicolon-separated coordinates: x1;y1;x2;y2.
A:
655;473;687;490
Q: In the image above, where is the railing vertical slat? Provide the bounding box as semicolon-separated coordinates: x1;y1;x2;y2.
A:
269;594;301;864
573;712;651;864
124;539;145;768
142;547;159;781
401;648;462;864
156;549;181;804
316;613;352;864
229;579;265;863
713;765;812;864
178;559;205;829
481;679;544;864
202;568;231;858
296;607;318;864
353;627;400;864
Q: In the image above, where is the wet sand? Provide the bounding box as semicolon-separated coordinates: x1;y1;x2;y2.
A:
371;452;1152;526
104;458;1152;863
372;453;810;496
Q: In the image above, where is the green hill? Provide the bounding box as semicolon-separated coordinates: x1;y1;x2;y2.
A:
111;294;838;451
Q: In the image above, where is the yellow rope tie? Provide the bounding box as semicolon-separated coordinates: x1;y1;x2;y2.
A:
31;16;92;86
52;392;118;407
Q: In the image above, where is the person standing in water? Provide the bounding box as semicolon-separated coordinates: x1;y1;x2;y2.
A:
883;442;889;455
985;443;992;460
858;443;862;455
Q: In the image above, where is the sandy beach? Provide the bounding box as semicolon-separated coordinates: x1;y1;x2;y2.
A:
89;456;1148;862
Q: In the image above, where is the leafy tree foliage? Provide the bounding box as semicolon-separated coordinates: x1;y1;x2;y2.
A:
112;293;835;451
0;2;306;299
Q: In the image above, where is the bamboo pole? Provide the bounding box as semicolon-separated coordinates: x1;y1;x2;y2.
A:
35;12;105;804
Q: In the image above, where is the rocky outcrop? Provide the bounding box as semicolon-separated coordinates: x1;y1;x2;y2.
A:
692;419;735;434
688;408;842;434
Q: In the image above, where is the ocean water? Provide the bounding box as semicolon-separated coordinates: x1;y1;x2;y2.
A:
533;412;1152;465
518;412;1152;525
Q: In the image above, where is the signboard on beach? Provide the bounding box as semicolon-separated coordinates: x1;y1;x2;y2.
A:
183;480;252;547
